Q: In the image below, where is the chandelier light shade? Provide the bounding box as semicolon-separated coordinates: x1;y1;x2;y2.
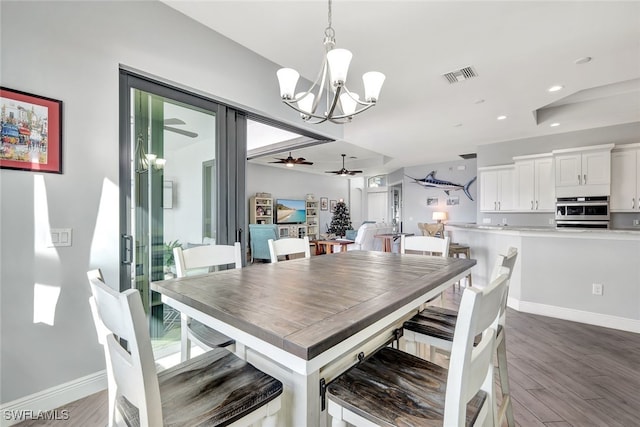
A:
276;0;385;124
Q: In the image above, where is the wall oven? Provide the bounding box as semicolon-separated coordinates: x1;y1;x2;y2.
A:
555;196;610;229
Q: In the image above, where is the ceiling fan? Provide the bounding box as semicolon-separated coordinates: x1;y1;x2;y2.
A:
164;118;199;138
269;152;313;167
325;154;362;176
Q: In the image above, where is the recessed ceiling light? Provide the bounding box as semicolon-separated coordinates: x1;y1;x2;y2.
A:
453;123;463;127
497;115;507;120
575;56;592;65
474;99;485;104
548;85;564;92
550;122;560;127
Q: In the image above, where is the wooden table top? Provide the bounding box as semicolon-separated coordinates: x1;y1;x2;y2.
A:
312;239;354;245
152;251;475;360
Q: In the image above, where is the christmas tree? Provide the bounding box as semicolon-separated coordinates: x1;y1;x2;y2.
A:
328;201;353;237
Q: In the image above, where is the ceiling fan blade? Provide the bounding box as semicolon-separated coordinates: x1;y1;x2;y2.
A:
349;170;363;174
325;170;341;174
298;161;314;165
269;159;287;164
164;118;186;125
164;126;198;138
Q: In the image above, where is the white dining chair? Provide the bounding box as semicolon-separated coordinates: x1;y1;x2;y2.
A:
87;270;282;427
173;243;242;361
327;272;509;427
401;235;451;307
403;247;519;427
268;236;310;262
400;234;450;257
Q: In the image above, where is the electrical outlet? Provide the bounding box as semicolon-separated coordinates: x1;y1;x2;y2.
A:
592;283;603;296
548;218;555;225
483;218;491;224
502;218;508;225
634;219;640;226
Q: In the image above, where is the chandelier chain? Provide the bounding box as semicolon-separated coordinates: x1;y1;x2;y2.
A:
325;0;335;40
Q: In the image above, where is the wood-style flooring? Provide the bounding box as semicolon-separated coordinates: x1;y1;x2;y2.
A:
14;286;640;427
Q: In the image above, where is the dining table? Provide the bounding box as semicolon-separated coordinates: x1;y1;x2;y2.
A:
151;250;475;427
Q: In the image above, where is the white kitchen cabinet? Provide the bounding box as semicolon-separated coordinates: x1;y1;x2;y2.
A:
479;166;515;212
514;154;555;211
553;144;614;197
610;144;640;212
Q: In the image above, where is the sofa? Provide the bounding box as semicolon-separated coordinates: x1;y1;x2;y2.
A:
346;222;394;251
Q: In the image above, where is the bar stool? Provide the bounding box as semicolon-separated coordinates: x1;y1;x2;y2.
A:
449;242;472;287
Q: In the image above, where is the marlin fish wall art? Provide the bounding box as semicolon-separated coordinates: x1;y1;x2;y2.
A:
407;171;477;200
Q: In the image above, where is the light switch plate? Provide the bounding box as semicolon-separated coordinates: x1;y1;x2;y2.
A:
482;218;491;224
49;229;72;247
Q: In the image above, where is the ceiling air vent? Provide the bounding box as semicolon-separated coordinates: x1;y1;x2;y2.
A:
443;66;478;84
459;153;477;160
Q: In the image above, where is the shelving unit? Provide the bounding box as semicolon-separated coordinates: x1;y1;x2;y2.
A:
277;224;308;238
305;199;319;240
249;195;273;224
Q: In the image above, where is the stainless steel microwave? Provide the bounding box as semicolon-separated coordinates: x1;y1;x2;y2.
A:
555;196;609;228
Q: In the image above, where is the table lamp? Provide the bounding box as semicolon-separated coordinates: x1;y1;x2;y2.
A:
432;211;448;223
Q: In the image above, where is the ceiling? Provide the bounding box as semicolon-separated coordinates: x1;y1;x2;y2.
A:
162;1;640;175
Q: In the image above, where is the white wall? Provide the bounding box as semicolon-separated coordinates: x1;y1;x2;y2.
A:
402;159;478;235
247;164;351;233
0;0;343;405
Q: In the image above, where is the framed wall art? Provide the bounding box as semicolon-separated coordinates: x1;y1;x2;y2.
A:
0;87;62;173
320;197;328;211
330;199;337;212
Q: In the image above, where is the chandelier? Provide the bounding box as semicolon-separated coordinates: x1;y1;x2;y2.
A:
276;0;385;124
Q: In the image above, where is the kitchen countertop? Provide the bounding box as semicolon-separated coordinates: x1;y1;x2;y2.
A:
446;223;640;236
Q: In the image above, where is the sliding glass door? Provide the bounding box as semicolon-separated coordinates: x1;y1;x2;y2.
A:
119;71;246;347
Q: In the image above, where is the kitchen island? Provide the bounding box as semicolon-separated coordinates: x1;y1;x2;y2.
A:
447;224;640;333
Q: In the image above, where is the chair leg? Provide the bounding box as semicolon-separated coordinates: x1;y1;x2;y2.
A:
180;313;190;362
496;335;515;427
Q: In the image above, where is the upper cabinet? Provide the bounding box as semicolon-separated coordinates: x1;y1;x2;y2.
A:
553;144;614;197
610;144;640;212
513;154;555;211
479;165;515;212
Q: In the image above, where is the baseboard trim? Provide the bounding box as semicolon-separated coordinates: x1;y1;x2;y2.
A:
508;298;640;333
0;371;106;427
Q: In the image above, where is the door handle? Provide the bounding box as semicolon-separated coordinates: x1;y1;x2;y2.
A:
237;227;243;243
578;174;581;185
122;234;133;264
584;174;587;184
536;200;539;210
531;200;534;210
498;201;501;210
494;201;497;210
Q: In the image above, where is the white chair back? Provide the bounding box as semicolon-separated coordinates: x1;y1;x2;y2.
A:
173;242;242;277
444;272;509;425
87;271;163;426
490;247;518;327
401;235;450;257
268;236;310;262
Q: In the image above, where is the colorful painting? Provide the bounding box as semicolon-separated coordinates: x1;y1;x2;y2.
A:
0;87;62;173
